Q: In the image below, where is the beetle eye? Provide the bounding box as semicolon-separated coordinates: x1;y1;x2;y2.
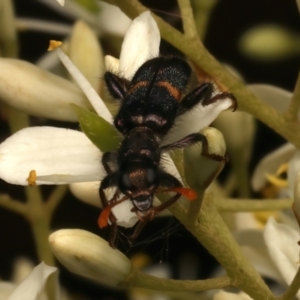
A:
120;173;132;189
146;168;156;185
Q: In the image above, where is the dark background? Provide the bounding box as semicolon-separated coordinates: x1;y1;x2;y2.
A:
0;0;299;299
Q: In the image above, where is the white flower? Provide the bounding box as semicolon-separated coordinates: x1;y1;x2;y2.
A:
250;84;300;195
0;12;235;227
55;0;64;6
235;217;300;298
49;229;132;287
0;18;105;121
0;262;57;300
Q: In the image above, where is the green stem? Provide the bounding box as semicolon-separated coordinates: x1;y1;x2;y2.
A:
284;71;300;122
127;271;233;292
177;0;198;39
231;151;251;198
158;192;276;300
25;186;54;265
0;194;27;215
0;0;19;58
25;186;57;300
187;189;205;224
279;267;300;300
190;0;218;39
45;185;68;216
5;105;30;133
217;198;293;212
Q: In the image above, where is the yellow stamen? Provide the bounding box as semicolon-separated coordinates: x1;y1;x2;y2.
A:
27;170;37;186
276;163;288;176
130;253;151;269
48;40;62;51
265;173;288;188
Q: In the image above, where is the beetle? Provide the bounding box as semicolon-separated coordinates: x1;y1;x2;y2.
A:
98;56;236;247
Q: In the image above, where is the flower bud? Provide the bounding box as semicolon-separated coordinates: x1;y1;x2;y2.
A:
184;127;226;190
239;25;299;61
49;229;132;287
0;58;91;121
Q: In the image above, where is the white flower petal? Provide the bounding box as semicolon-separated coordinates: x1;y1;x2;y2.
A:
162;95;235;145
105;55;120;75
119;11;160;80
0;282;16;300
234;228;284;283
160;153;182;183
70;181;101;207
56;0;64;6
111;200;139;228
214;291;253;300
264;217;300;296
252;143;296;191
297;0;300;13
0;127;104;185
49;229;132;286
288;151;300;198
8;262;57;300
98;2;131;36
0;58;91;121
56;48;113;124
11;257;35;284
247;84;292;114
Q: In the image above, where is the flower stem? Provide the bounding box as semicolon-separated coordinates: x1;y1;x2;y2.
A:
177;0;198;39
279;267;300;300
190;0;218;39
0;0;19;58
25;186;57;300
45;185;68;216
158;192;276;300
0;194;27;215
126;272;233;292
284;71;300;122
217;198;293;212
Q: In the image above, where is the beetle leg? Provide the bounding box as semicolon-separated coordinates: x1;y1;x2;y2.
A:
99;174;119;248
161;133;228;163
177;83;213;115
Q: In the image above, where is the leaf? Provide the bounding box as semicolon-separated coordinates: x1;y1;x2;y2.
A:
71;104;121;152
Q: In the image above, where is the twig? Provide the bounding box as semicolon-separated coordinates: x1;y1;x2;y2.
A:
278;267;300;300
177;0;198;39
217;198;293;212
284;71;300;122
126;272;234;292
0;194;27;216
45;185;68;216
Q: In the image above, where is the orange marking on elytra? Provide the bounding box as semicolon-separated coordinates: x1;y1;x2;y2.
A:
156;81;181;101
127;81;149;95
